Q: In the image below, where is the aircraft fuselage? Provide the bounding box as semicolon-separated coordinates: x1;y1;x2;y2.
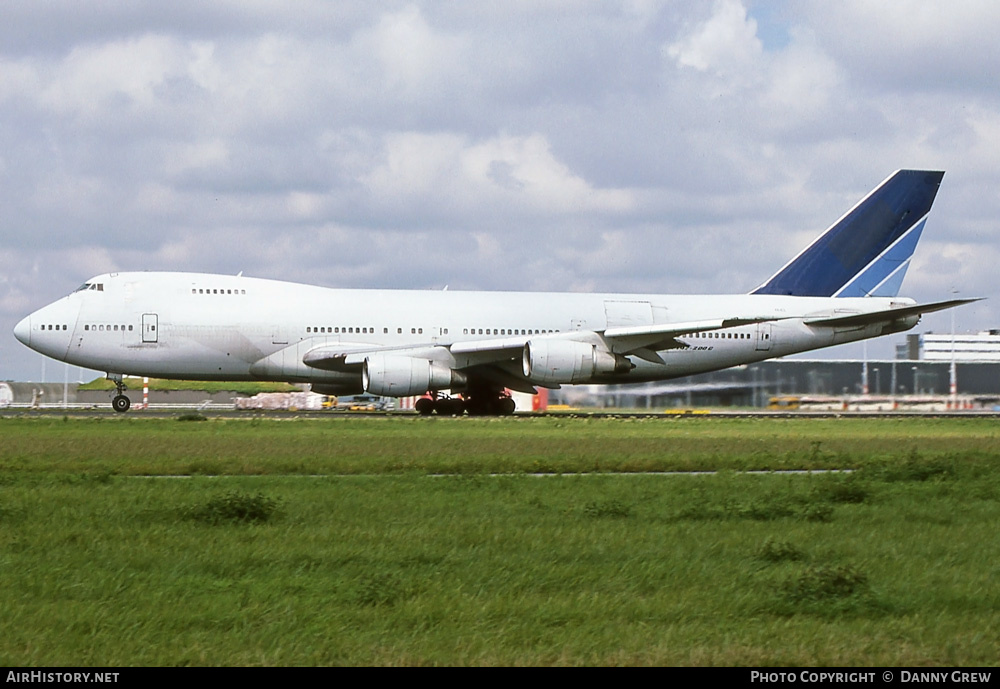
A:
14;271;918;395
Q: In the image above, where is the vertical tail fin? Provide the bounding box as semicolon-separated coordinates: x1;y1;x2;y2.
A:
751;170;944;297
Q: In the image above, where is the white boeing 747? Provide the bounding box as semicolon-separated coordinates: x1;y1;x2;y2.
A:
14;170;976;414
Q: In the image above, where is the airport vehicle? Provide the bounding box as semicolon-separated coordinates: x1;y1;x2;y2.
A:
13;170;976;415
335;395;394;412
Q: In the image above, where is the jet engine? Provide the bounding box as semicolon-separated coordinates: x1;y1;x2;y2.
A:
522;340;632;385
363;355;466;397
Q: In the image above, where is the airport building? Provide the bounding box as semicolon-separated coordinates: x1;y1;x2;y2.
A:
898;330;1000;362
556;359;1000;410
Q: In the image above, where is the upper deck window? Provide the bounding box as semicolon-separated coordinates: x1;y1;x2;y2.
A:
192;286;246;295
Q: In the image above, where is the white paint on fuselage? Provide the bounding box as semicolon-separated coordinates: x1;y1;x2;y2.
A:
14;271;917;391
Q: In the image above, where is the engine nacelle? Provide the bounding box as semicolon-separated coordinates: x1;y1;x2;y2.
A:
363;355;465;397
522;340;632;385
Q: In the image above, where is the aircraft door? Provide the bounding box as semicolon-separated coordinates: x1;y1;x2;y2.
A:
142;313;158;343
755;323;772;351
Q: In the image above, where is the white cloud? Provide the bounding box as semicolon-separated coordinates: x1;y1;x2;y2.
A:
37;35;201;119
361;4;467;98
361;131;634;218
789;2;1000;93
4;1;1000;379
666;0;763;83
761;29;841;119
164;139;230;176
286;191;327;220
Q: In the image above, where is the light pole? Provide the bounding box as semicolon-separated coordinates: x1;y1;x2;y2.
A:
862;341;869;395
950;288;958;401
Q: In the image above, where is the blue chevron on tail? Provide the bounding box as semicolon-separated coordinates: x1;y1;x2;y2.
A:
752;170;944;297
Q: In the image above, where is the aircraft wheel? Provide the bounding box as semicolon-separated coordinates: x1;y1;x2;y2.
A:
496;397;516;416
464;398;489;416
112;395;131;413
415;398;434;416
433;398;458;416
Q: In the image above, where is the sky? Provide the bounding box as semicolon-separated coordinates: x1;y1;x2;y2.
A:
3;0;999;382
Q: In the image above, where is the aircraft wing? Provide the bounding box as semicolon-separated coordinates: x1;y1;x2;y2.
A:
449;335;527;355
300;314;787;376
303;317;777;372
302;342;446;370
303;333;533;370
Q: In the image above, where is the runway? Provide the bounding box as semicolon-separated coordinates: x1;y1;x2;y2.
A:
5;406;1000;420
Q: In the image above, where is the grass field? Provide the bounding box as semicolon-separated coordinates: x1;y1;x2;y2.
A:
0;415;997;665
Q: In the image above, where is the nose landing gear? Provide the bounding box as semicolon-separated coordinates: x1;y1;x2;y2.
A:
108;373;131;413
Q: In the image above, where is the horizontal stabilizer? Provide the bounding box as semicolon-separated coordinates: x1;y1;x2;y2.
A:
804;298;981;328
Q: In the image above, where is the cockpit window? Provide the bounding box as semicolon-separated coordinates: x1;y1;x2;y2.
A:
75;283;103;292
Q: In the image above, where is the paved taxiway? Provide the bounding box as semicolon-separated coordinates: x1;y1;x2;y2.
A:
5;407;1000;420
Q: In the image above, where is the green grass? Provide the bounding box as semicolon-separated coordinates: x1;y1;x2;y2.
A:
2;415;999;476
0;416;997;665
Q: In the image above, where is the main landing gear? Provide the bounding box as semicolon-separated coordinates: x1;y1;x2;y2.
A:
415;388;517;416
108;373;131;413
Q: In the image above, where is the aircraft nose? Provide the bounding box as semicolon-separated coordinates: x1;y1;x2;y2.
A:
14;315;30;346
